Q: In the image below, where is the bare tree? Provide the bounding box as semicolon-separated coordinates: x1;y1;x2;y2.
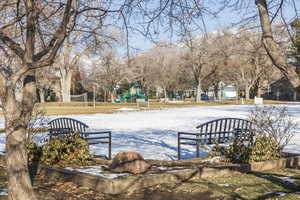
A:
55;37;89;102
148;42;182;102
91;50;124;103
36;67;57;103
0;1;214;199
181;32;212;102
255;0;300;91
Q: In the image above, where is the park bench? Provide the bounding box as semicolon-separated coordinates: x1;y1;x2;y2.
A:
177;118;254;160
48;117;111;159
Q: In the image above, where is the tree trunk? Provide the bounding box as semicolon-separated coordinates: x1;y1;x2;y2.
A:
245;84;250;100
2;72;38;200
256;78;262;98
213;83;219;100
196;80;202;102
256;0;300;90
61;71;72;102
257;87;262;98
110;92;115;103
163;87;168;103
39;89;45;103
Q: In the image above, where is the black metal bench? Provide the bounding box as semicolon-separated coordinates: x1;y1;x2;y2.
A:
48;117;111;159
178;118;254;160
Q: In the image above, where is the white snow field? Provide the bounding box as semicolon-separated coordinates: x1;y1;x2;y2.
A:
0;104;299;160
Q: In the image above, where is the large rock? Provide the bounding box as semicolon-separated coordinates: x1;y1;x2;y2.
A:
109;152;150;174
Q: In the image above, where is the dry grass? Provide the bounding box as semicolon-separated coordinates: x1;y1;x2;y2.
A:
0;99;288;118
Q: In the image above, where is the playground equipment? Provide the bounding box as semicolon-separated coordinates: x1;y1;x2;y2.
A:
114;83;148;103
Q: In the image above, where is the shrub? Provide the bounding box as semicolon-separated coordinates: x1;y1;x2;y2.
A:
249;136;281;162
209;136;281;164
27;133;93;166
27;140;43;162
41;133;93;165
249;106;297;150
209;105;296;164
209;142;251;164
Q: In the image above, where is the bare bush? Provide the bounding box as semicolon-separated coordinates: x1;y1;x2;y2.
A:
249;106;297;150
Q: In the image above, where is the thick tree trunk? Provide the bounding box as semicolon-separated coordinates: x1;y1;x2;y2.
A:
256;0;300;89
245;84;250;100
163;87;168;103
61;71;72;102
2;72;38;200
39;89;45;103
257;87;262;98
213;84;219;100
256;78;262;98
196;80;202;102
110;92;115;103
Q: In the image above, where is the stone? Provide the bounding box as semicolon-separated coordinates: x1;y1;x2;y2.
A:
109;152;150;174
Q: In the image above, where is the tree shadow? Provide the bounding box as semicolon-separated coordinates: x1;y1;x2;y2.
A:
111;128;207;160
249;165;300;199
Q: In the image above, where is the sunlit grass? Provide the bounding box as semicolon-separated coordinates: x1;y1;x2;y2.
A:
0;99;288;118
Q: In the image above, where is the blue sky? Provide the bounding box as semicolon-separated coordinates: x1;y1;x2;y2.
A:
124;0;300;55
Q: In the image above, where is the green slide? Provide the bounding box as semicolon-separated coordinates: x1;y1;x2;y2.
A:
114;84;148;103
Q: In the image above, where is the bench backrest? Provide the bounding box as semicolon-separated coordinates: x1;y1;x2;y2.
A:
49;117;89;134
195;118;253;144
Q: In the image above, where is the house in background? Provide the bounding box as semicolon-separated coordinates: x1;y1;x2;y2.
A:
207;82;237;100
262;78;298;101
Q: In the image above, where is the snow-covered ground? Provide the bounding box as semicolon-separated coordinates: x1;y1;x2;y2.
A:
0;104;299;160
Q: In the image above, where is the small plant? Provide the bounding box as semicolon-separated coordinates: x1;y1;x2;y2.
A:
27;140;43;162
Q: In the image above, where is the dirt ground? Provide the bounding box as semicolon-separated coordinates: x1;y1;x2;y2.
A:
0;166;300;200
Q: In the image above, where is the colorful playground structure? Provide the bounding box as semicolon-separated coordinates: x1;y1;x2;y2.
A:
114;83;148;103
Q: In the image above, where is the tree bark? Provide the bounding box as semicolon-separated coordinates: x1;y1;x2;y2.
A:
60;71;72;102
213;83;219;100
39;89;45;103
2;72;37;200
163;87;168;103
110;92;115;103
196;80;202;102
256;0;300;90
256;78;262;98
245;83;250;100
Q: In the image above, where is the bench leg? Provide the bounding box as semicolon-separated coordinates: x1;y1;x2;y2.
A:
178;134;181;160
108;132;112;160
196;139;200;158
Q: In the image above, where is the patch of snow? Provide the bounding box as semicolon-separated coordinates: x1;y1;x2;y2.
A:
204;156;225;163
275;192;286;197
276;176;297;183
64;166;129;179
218;184;230;187
261;175;271;178
116;107;139;111
0;105;299;160
0;189;8;196
154;166;186;171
